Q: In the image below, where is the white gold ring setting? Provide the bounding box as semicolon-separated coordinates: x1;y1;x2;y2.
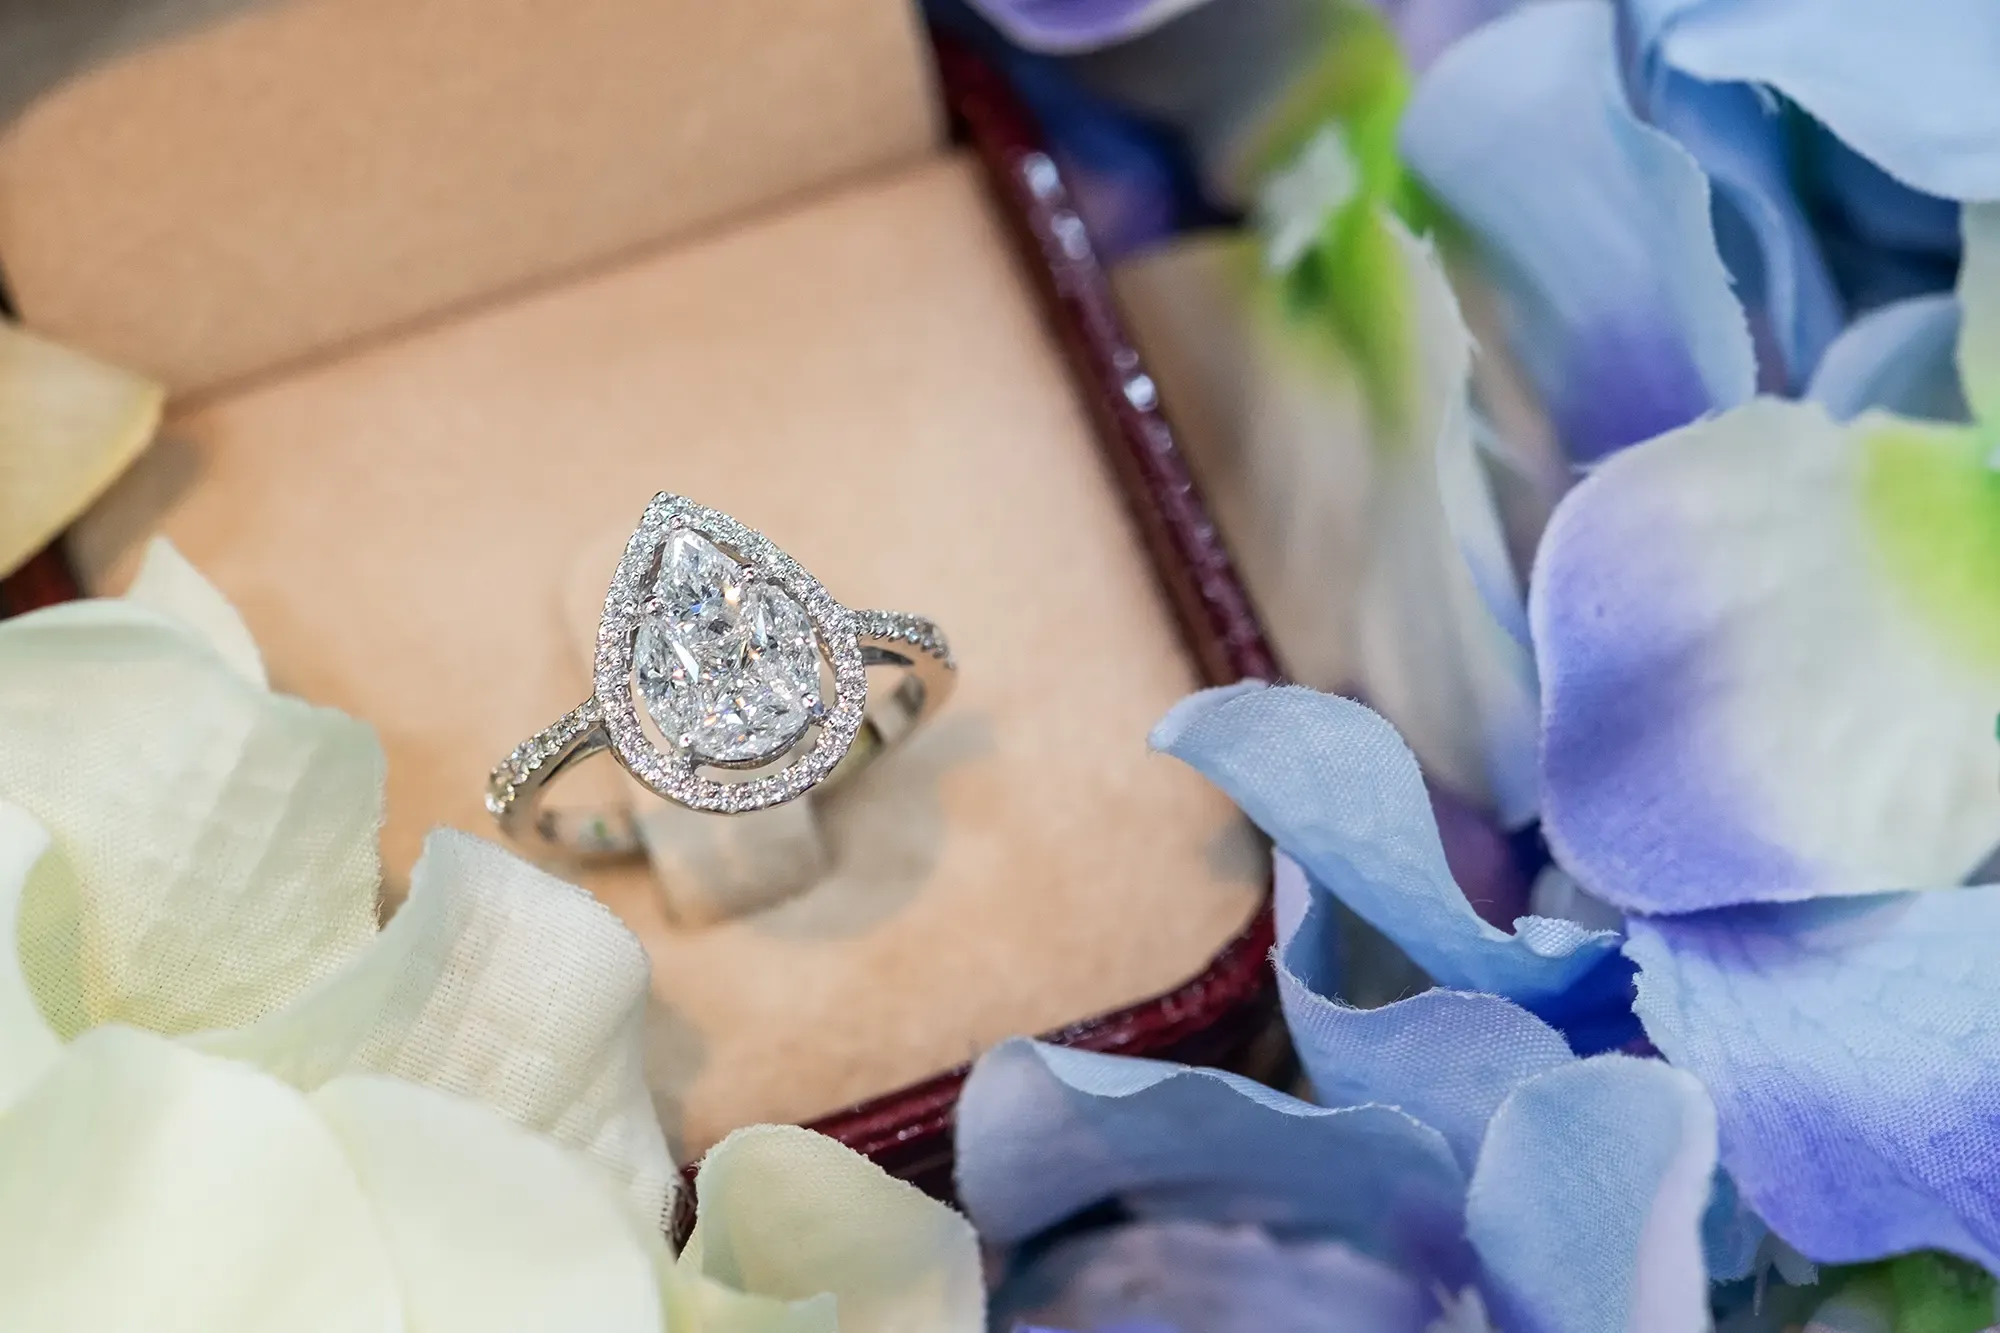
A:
488;493;954;856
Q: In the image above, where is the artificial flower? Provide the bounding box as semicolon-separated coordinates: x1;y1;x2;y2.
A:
1104;15;1541;827
957;1023;1717;1333
0;540;983;1331
1528;202;2000;1270
1145;220;2000;1278
1399;0;1761;459
0;322;161;581
1627;0;2000;204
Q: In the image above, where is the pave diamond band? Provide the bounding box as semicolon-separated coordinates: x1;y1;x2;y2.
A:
489;494;955;856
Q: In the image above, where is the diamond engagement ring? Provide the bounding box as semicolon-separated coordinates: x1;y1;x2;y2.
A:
488;493;955;856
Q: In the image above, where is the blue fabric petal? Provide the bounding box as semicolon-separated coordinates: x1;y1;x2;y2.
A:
956;1039;1472;1280
932;1;1217;260
1151;684;1619;1006
993;1220;1427;1333
1272;853;1575;1173
1806;292;1967;423
1640;72;1843;390
1629;0;2000;201
1400;0;1754;463
1627;891;2000;1270
1467;1056;1719;1333
1699;1170;1769;1284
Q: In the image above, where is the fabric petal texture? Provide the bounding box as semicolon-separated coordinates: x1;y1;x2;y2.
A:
0;802;67;1111
312;1074;668;1333
1533;397;2000;911
1152;684;1617;1006
682;1123;984;1333
1466;1056;1718;1333
199;828;673;1222
1627;892;2000;1271
1629;0;2000;201
0;599;385;1038
1277;974;1574;1174
957;1038;1470;1279
0;1026;402;1333
1401;0;1754;463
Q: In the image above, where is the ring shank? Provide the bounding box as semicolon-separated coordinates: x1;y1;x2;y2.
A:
488;609;954;858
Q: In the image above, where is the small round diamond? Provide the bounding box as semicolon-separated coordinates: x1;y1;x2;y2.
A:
632;529;823;764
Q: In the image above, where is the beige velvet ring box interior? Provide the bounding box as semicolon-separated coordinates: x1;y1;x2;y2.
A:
0;0;1267;1162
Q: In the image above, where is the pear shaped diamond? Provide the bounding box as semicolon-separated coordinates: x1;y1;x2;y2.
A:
633;528;822;764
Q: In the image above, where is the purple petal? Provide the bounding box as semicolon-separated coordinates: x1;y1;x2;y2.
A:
1627;891;2000;1269
962;0;1215;54
995;1220;1426;1333
1400;0;1754;464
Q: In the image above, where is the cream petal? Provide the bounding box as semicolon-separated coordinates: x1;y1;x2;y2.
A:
0;801;63;1112
0;324;161;579
313;1075;667;1333
1109;221;1537;819
1357;218;1540;824
662;1271;837;1333
198;828;674;1224
0;1027;400;1333
683;1124;984;1333
124;537;267;687
0;601;383;1036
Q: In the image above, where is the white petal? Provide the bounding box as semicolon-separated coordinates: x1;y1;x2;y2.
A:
0;1027;399;1333
199;828;673;1224
1358;219;1541;823
1110;226;1538;818
124;537;267;687
0;801;62;1112
684;1124;984;1333
313;1075;667;1333
0;601;382;1037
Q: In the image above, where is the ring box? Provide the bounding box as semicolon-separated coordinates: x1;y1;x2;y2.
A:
0;0;1282;1198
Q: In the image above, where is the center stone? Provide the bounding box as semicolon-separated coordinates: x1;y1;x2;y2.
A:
632;529;823;765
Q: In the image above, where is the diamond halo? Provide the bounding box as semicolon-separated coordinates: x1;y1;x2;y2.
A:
594;494;867;815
